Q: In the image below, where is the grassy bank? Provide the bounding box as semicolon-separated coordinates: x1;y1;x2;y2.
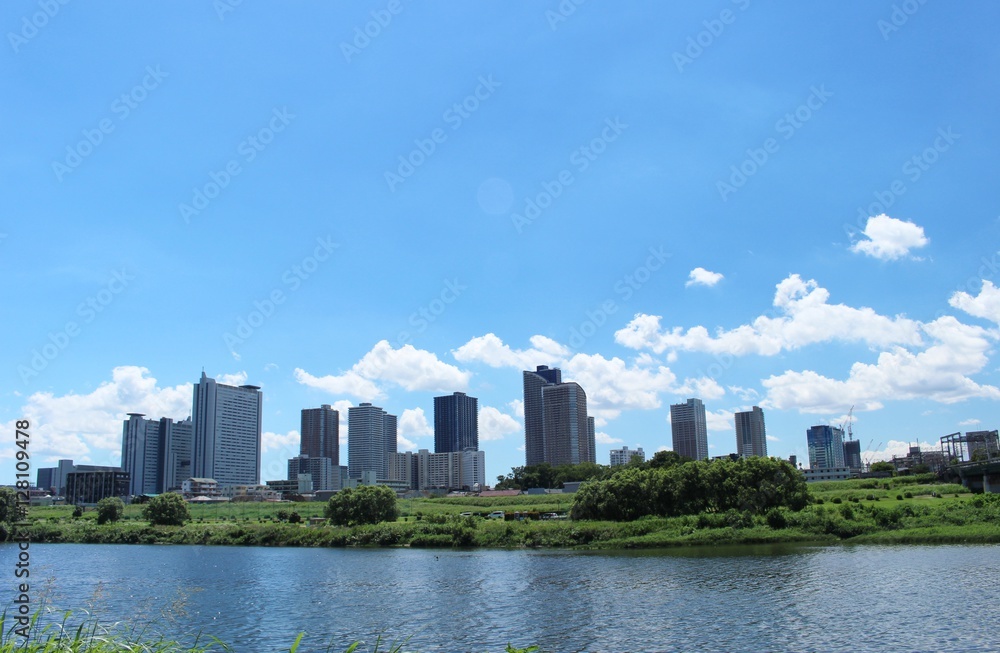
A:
17;483;1000;549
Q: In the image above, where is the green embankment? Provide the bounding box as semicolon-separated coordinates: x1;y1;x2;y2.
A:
17;480;1000;549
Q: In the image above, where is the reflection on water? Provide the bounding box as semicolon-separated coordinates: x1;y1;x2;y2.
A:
2;543;998;652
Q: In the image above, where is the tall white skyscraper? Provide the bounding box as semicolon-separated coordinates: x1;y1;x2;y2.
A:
192;371;262;487
348;402;397;480
670;398;708;461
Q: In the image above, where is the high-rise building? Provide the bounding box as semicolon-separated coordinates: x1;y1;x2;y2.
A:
807;425;846;469
300;405;339;464
36;467;55;492
734;406;767;458
121;413;162;495
192;371;263;487
541;381;594;465
843;439;862;470
288;454;336;491
523;365;562;466
348;403;397;480
610;446;645;466
434;392;479;453
670;398;708;461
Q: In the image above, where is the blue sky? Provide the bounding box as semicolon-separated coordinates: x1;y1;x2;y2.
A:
3;1;1000;485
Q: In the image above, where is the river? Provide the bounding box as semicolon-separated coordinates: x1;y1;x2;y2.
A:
2;543;997;652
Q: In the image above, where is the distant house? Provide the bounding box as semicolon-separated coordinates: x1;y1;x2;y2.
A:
182;477;220;499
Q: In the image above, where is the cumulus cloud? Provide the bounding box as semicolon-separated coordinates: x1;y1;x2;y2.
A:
218;372;249;386
399;408;432;437
8;366;192;466
615;274;922;356
262;430;299;454
452;333;566;369
850;214;929;261
479;406;521;441
958;418;981;426
862;439;938;464
595;431;623;444
686;267;724;287
761;316;1000;413
295;340;471;401
950;280;1000;324
705;409;733;433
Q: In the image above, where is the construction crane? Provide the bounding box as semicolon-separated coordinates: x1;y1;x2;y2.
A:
847;405;854;441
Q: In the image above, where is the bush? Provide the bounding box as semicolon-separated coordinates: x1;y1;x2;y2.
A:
288;512;302;524
96;497;125;525
142;492;190;526
325;485;399;526
72;505;84;518
831;497;842;504
904;492;913;499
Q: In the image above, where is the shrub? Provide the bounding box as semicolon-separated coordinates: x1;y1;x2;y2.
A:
831;497;842;504
142;492;190;526
904;492;913;499
288;512;302;524
96;497;125;525
72;505;84;518
896;495;904;501
325;485;399;526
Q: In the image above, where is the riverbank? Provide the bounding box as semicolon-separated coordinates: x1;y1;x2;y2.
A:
17;483;1000;549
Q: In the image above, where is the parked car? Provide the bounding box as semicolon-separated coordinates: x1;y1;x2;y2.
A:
486;510;505;519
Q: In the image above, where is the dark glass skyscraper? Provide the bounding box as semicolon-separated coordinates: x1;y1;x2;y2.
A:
807;425;845;468
301;404;339;465
433;392;478;453
522;365;595;466
735;406;767;458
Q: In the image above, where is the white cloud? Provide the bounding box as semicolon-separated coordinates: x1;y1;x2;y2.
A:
950;280;1000;324
8;366;192;465
262;429;299;454
766;435;780;442
217;371;249;386
850;214;929;261
563;352;678;422
479;406;521;441
958;418;981;426
675;376;726;400
595;431;623;444
705;409;733;433
399;408;432;437
452;333;565;369
508;399;524;419
762;316;1000;413
728;386;761;402
398;435;418;451
295;340;470;401
862;439;937;464
686;267;724;287
615;274;923;356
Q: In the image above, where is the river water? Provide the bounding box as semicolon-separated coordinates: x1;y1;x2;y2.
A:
2;543;997;652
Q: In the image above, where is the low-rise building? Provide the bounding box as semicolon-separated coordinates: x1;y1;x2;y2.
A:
65;467;129;504
803;467;851;482
182;477;220;498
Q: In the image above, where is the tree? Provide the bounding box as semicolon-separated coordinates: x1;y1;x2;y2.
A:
0;487;17;541
324;485;399;526
870;461;895;474
142;492;190;526
96;497;125;525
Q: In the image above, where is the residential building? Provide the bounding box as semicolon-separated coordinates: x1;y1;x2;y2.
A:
523;365;563;466
288;454;336;491
735;406;767;458
348;403;397;480
542;381;594;465
522;365;595;466
181;477;220;498
192;371;263;487
65;466;129;504
803;467;851;482
388;448;486;491
670;398;708;461
121;414;194;495
300;405;339;464
610;446;645;466
434;392;479;453
806;425;846;469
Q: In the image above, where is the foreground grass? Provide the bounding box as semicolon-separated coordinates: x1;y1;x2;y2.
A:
19;486;1000;549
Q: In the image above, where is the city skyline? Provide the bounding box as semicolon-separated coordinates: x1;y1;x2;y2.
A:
3;4;1000;487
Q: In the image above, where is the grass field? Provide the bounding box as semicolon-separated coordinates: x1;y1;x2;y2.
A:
18;480;1000;549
